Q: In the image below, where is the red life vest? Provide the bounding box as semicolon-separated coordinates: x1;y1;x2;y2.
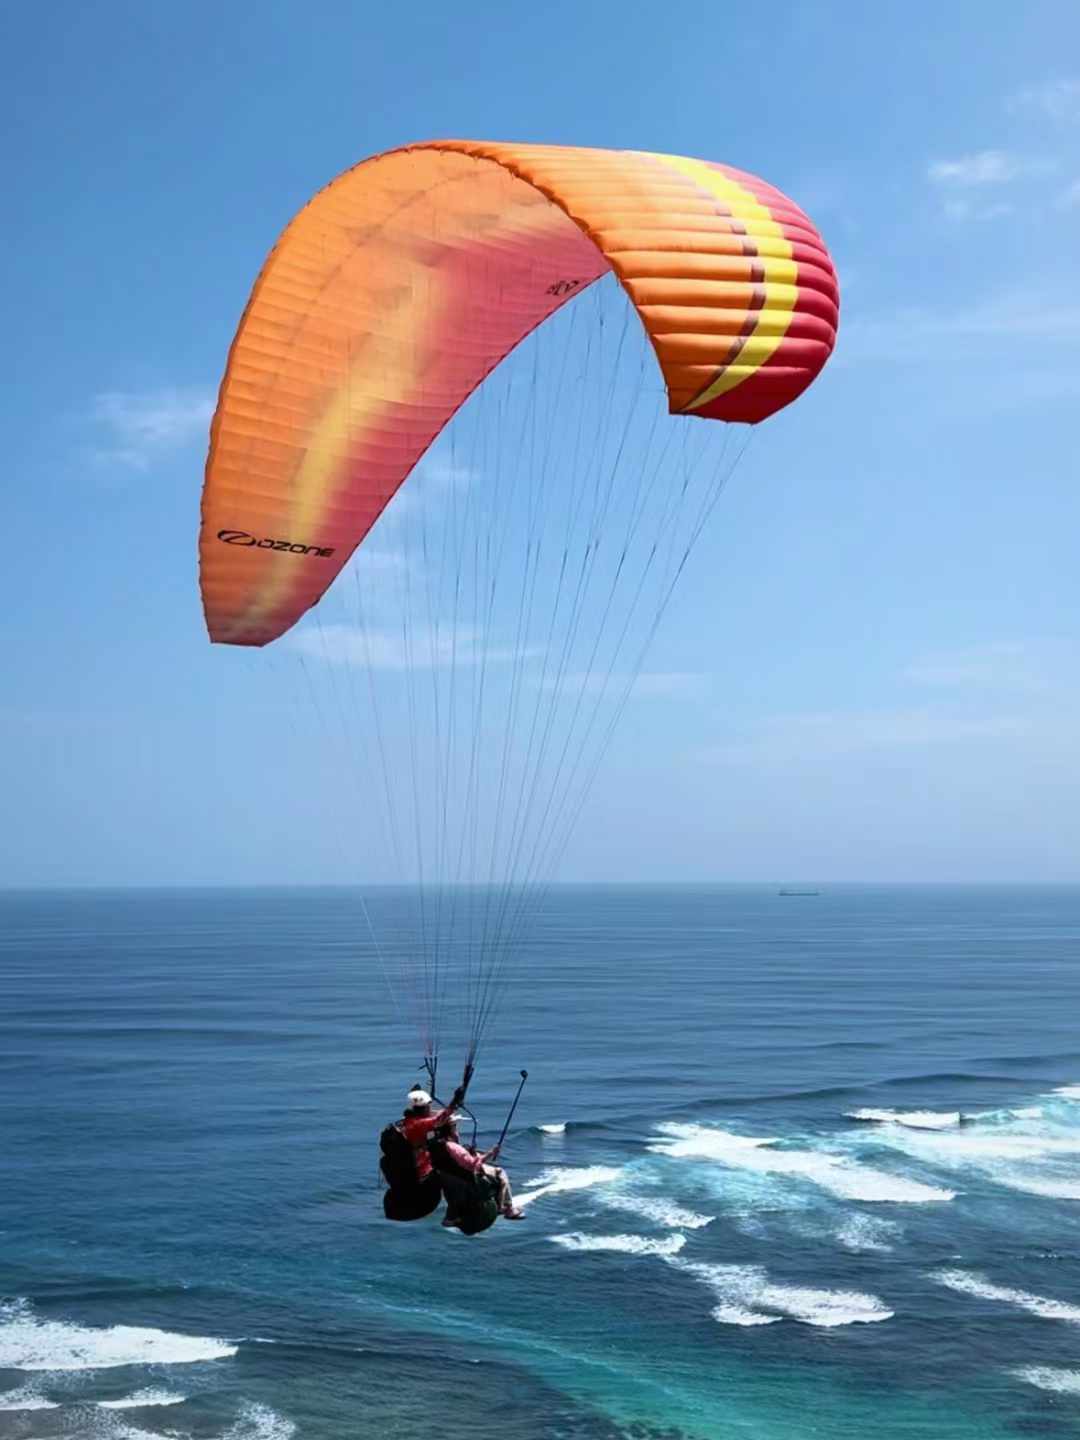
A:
400;1108;447;1179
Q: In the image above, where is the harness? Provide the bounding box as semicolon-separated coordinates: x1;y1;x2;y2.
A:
427;1134;500;1236
379;1120;442;1222
379;1121;419;1190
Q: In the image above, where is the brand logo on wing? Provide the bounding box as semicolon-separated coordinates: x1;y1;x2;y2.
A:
217;529;335;558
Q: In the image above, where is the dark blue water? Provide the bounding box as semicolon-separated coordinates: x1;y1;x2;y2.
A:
3;886;1080;1438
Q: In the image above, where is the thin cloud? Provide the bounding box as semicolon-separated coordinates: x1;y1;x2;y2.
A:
701;641;1080;771
413;459;477;490
89;386;214;470
701;705;1029;767
316;546;415;619
927;150;1034;186
536;671;707;700
941;196;1014;223
347;547;411;576
837;285;1080;365
1008;78;1080;123
368;458;479;532
632;672;707;700
903;643;1037;691
927;150;1056;222
902;641;1073;695
287;621;528;670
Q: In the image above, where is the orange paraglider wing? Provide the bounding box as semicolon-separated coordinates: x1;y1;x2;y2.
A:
199;141;838;647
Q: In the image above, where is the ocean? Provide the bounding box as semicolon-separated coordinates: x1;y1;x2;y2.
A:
2;884;1080;1438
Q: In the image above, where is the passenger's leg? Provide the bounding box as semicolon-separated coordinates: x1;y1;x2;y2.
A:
486;1166;523;1218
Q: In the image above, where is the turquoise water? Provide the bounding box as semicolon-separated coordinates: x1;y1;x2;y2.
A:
3;885;1080;1438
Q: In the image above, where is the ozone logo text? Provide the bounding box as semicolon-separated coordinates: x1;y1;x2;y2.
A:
217;529;335;558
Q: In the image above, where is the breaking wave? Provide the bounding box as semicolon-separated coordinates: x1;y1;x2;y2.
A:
845;1098;1080;1203
833;1213;901;1253
98;1390;187;1409
935;1270;1080;1324
847;1108;961;1130
222;1403;297;1439
0;1382;59;1411
545;1226;892;1328
549;1232;687;1257
0;1383;288;1440
650;1123;954;1203
669;1258;893;1328
597;1190;713;1230
0;1297;237;1372
517;1165;622;1208
996;1173;1080;1200
1014;1366;1080;1395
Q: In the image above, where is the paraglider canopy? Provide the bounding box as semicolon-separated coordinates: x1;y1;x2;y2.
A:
199;140;838;649
198;139;839;1075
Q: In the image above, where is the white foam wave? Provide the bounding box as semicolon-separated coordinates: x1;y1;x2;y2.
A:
946;1134;1080;1159
549;1231;687;1257
710;1303;781;1326
935;1270;1080;1324
98;1390;187;1410
848;1108;961;1130
0;1298;237;1372
834;1213;900;1253
93;1398;295;1440
0;1382;59;1411
598;1191;713;1230
1054;1085;1080;1101
651;1124;954;1204
222;1402;297;1439
994;1172;1080;1200
849;1110;1080;1203
517;1165;621;1208
670;1258;892;1328
538;1123;566;1135
1014;1366;1080;1395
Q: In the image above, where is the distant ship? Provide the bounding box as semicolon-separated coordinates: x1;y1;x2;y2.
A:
778;889;820;896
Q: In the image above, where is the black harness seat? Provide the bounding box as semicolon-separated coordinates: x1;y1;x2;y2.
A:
427;1136;500;1236
380;1122;443;1222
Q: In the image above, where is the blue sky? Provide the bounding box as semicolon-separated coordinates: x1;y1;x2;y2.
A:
2;1;1078;887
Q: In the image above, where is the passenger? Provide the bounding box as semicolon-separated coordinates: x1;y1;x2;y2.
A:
430;1116;525;1222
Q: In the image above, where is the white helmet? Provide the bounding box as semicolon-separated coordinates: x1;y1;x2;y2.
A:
407;1088;433;1110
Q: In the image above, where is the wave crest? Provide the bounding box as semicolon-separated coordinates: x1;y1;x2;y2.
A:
935;1270;1080;1324
599;1191;713;1230
517;1166;622;1208
98;1389;187;1410
0;1383;59;1411
651;1123;954;1204
0;1298;237;1373
1014;1366;1080;1395
847;1108;961;1130
670;1259;893;1328
549;1232;687;1257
